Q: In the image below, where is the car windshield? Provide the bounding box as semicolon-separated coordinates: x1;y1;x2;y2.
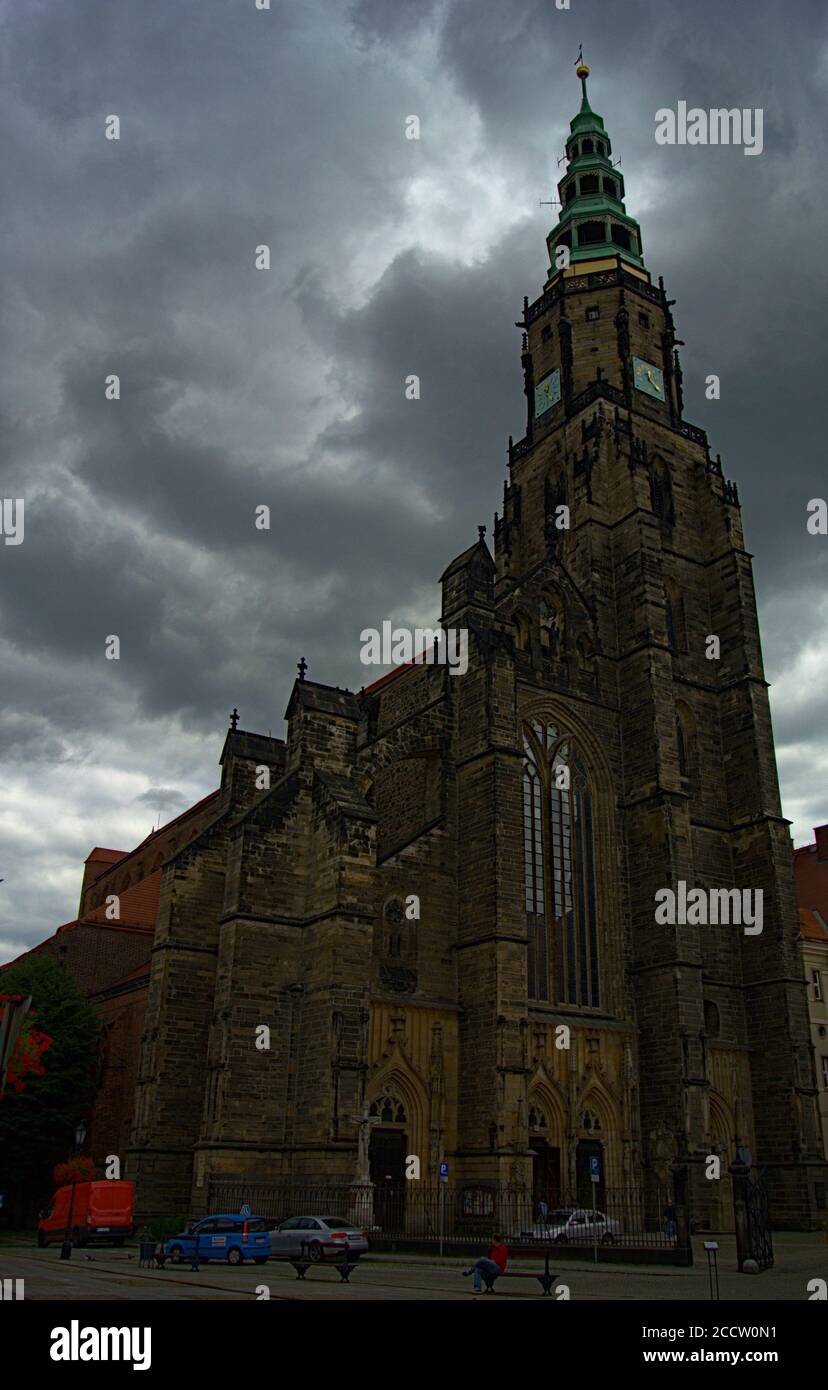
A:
319;1218;358;1229
245;1219;266;1231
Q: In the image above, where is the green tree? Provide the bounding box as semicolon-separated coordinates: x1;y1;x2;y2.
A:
0;955;100;1225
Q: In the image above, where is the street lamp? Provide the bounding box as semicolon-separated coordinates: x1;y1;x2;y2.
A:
59;1120;89;1261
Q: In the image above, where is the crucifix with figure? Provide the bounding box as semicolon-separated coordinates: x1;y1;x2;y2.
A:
348;1106;382;1184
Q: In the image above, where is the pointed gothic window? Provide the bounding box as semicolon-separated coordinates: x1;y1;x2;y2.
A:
675;701;696;784
676;716;688;779
664;578;686;652
514;610;532;653
522;723;601;1008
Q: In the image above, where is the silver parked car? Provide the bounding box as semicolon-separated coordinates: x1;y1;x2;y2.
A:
526;1207;622;1244
268;1215;370;1262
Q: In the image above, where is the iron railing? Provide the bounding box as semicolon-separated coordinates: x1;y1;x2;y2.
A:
206;1177;683;1251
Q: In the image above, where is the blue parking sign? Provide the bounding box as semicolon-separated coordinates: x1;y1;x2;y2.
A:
589;1156;600;1182
439;1162;449;1181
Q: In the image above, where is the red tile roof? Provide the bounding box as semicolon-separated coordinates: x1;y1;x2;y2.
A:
82;871;161;930
799;907;828;941
85;847;128;864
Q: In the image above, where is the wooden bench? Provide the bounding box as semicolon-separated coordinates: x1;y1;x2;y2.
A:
497;1247;558;1296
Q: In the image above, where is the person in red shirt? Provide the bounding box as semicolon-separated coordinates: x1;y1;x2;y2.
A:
463;1235;509;1293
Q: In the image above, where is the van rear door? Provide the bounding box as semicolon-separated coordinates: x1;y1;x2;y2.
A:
88;1180;133;1234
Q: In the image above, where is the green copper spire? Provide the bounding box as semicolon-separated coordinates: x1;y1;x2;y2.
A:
577;56;594;114
546;60;645;277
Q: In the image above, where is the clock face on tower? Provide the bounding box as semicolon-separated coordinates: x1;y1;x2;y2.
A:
534;369;561;417
633;356;664;399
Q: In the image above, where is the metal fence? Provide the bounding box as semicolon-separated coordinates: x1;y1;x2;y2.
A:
207;1177;682;1252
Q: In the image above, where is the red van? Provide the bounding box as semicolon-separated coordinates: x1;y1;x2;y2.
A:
37;1180;134;1247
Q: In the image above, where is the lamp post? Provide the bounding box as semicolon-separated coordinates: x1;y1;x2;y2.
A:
59;1121;88;1261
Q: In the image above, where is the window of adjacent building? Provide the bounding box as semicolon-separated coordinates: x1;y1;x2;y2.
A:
579;174;600;195
610;223;632;251
602;177;618;198
582;139;594;154
639;312;650;328
704;1000;721;1038
585;305;600;321
565;182;577;204
523;721;600;1008
815;1183;826;1210
812;969;823;1001
541;324;552;342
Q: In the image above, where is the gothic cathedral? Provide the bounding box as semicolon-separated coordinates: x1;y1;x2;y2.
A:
125;68;825;1228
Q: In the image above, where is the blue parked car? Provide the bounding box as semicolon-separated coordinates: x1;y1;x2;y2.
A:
165;1214;271;1265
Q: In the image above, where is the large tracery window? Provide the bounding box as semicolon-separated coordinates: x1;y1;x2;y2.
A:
523;721;601;1008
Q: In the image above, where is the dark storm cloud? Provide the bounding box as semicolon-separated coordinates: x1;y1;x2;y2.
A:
2;0;827;952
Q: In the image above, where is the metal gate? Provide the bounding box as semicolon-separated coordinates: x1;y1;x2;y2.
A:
744;1171;774;1271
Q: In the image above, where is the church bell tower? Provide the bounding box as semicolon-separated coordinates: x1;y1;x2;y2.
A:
453;60;826;1224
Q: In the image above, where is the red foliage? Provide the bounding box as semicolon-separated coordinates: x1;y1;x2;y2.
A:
53;1156;95;1186
0;994;53;1095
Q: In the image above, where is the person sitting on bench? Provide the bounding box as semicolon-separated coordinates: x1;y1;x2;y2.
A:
463;1236;509;1293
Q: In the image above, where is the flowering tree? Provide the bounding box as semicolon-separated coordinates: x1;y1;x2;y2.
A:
53;1156;95;1186
0;993;53;1095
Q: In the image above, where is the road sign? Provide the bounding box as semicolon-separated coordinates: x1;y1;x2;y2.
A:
439;1162;449;1181
589;1156;600;1183
240;1203;252;1218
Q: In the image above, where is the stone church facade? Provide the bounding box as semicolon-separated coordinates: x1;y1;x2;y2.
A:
115;70;824;1229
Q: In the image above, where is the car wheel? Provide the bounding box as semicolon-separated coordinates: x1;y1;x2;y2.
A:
227;1246;243;1265
600;1232;613;1245
37;1230;47;1248
308;1242;324;1263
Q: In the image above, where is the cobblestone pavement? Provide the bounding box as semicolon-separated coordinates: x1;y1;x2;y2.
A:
1;1233;825;1301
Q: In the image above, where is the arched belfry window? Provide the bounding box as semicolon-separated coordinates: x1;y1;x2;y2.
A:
522;721;601;1008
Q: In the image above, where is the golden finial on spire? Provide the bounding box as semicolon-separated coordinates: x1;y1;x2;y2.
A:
575;45;590;80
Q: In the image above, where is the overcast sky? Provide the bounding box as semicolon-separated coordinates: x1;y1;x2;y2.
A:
2;0;827;961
